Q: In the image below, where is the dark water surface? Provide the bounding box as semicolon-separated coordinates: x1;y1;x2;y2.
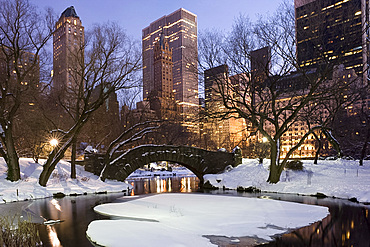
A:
0;176;369;246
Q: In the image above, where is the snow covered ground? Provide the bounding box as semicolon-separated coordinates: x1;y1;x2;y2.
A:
0;158;130;204
205;159;370;203
86;193;329;247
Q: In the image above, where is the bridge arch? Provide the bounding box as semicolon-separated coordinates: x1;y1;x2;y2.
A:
84;145;242;184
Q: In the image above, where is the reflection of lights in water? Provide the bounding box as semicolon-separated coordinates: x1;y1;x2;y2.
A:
130;182;135;196
50;199;62;212
259;195;271;200
155;178;167;193
180;177;192;192
161;179;167;193
168;179;172;192
351;220;354;229
156;178;161;193
47;225;62;246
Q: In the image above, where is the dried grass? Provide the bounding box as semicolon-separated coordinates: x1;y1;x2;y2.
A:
0;214;41;246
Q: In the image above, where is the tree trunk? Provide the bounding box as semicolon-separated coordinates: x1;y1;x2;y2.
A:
323;129;342;158
267;141;281;183
359;123;370;166
313;133;323;165
4;129;20;181
39;148;67;187
71;138;77;179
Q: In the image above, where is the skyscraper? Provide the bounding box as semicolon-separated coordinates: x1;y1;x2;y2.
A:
53;6;84;95
295;0;369;81
142;8;198;125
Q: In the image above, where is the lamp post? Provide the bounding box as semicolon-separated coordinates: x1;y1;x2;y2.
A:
49;138;59;148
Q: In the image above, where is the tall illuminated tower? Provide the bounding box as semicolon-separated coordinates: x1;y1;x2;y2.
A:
142;8;199;126
53;6;84;95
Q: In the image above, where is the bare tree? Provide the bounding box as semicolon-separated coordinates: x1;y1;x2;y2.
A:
0;0;54;181
197;2;364;183
38;22;141;186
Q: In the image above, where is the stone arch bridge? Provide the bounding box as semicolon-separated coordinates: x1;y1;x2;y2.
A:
84;145;242;184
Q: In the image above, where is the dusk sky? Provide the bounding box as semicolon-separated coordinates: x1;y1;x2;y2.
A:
31;0;283;43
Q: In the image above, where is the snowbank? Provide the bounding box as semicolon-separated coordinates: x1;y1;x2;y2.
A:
86;193;329;247
0;158;130;204
205;159;370;203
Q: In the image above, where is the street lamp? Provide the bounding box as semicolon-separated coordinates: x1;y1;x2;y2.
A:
262;137;268;143
49;138;59;147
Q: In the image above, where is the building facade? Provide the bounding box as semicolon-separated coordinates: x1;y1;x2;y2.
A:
204;65;249;151
295;0;370;159
149;33;177;120
142;8;199;128
53;6;84;97
295;0;369;81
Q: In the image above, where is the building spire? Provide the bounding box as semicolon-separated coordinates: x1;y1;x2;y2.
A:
159;28;165;49
60;6;79;18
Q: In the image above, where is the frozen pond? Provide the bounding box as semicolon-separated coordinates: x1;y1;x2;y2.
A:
0;176;369;246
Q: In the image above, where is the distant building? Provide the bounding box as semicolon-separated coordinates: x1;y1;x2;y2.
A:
204;65;249;150
53;6;84;99
142;8;199;129
83;88;121;151
0;46;40;109
251;46;271;84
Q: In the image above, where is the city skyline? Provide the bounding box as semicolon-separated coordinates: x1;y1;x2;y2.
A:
31;0;282;44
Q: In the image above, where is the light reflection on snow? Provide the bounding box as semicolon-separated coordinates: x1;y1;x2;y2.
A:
50;199;62;212
47;225;62;246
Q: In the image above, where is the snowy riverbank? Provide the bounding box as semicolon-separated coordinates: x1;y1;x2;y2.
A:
1;158;369;204
205;159;370;203
0;158;130;204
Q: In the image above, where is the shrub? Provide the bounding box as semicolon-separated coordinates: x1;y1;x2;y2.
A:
0;214;41;246
285;160;304;171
